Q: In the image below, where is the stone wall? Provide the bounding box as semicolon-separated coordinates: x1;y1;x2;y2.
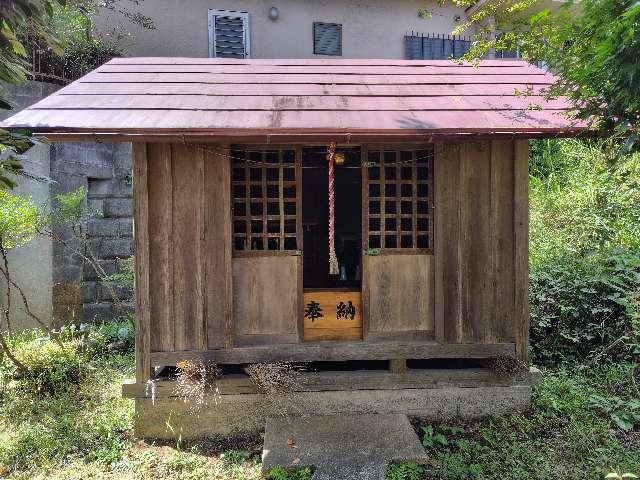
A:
50;142;135;324
1;80;134;328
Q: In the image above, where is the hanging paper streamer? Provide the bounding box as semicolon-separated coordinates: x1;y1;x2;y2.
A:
327;141;339;275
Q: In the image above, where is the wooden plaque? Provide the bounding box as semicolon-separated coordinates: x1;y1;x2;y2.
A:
303;290;363;342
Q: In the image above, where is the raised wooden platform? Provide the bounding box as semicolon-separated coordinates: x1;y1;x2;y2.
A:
125;368;539;439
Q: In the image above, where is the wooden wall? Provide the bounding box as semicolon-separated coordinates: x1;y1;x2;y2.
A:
133;142;232;381
433;140;529;361
133;139;529;381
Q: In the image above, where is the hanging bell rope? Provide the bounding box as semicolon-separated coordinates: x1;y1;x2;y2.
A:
327;141;339;276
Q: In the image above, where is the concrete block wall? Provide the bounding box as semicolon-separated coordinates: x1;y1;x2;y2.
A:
1;80;135;328
50;142;135;324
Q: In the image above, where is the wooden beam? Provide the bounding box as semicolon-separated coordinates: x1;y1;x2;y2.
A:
433;142;445;343
133;142;152;382
149;341;516;366
122;367;532;398
513;140;530;363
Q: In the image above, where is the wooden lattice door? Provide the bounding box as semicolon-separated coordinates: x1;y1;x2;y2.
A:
230;146;303;345
361;145;435;340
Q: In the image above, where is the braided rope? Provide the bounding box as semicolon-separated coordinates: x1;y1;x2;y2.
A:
327;141;338;275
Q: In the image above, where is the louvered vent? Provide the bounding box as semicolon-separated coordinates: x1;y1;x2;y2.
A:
313;22;342;56
208;10;250;58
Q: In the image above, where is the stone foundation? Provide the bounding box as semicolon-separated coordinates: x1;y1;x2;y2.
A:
125;368;539;439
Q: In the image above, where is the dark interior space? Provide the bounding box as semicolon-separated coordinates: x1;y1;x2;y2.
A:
302;147;362;289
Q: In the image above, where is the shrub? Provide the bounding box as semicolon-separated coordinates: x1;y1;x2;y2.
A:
529;139;640;364
530;249;640;365
8;338;88;395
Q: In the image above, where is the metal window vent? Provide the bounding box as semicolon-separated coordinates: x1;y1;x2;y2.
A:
208;9;250;58
313;22;342;56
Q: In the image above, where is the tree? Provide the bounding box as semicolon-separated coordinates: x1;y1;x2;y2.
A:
0;0;154;190
1;0;64;189
432;0;640;151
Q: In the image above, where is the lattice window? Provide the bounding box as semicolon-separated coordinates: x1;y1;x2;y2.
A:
232;147;300;252
363;146;434;252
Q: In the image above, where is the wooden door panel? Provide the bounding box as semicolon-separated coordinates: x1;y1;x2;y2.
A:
364;254;434;339
233;255;301;345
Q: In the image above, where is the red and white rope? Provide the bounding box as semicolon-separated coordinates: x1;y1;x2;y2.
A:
327;141;338;275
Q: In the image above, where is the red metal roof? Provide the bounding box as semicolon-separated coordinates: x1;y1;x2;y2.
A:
0;58;585;142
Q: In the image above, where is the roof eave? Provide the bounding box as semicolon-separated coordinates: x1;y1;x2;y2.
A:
15;127;589;144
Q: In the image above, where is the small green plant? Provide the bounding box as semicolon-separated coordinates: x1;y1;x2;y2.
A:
163;451;210;480
386;461;425;480
606;472;639;480
266;465;313;480
589;394;640;431
421;424;463;449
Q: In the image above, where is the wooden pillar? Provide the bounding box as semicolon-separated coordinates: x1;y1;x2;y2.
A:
513;140;530;364
389;359;408;374
133;142;152;383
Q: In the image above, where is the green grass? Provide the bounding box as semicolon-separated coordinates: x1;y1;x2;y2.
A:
0;325;638;479
406;366;640;480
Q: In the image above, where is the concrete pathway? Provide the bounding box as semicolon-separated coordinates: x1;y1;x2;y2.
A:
261;414;427;480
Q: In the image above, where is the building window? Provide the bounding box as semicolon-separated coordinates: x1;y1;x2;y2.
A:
313;22;342;56
405;33;471;60
363;146;434;252
232;147;301;252
208;9;250;58
494;33;521;59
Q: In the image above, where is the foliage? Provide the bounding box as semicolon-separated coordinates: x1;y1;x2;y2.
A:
0;0;64;189
453;0;640;151
385;461;425;480
530;250;640;364
528;139;640;364
422;425;464;448
49;185;92;225
529;140;640;266
25;1;123;83
266;465;313;480
0;189;39;249
7;337;86;394
589;393;640;432
0;321;134;476
106;255;134;290
414;366;639;480
0;321;637;478
0;0;63;87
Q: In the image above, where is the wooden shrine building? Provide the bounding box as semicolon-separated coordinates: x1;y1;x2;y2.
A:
1;58;583;437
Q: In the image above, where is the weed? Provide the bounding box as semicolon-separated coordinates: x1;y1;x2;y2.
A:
386;461;425;480
244;362;304;415
174;360;221;413
266;465;313;480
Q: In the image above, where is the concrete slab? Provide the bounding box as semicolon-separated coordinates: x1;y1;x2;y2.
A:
262;414;427;480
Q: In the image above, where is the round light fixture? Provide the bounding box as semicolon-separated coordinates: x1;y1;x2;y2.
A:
334;152;346;165
268;6;279;20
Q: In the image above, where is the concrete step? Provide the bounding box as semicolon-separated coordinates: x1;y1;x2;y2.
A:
262;414;428;480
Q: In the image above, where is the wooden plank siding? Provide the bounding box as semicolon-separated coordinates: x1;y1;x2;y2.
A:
136;143;232;379
364;254;434;340
134;139;528;376
232;255;301;346
132;143;151;382
434;140;527;345
514;140;530;362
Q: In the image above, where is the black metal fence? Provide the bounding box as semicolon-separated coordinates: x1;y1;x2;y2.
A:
404;33;472;60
